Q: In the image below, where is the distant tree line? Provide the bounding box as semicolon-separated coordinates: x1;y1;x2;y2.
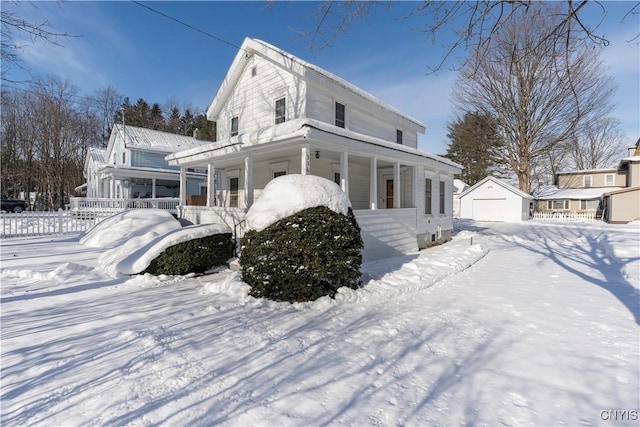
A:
1;74;215;210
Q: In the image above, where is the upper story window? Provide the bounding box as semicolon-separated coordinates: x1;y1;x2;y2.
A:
231;116;239;137
275;97;286;124
335;102;346;128
604;174;615;186
396;129;403;144
122;152;126;164
583;175;592;187
439;181;446;214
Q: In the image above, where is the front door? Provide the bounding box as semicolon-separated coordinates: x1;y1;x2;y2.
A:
386;179;394;209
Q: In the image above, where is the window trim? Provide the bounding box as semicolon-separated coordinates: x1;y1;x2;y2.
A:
270;160;289;178
580;199;599;210
439;180;445;214
275;96;286;124
547;199;570;210
335;101;346;128
604;173;615;186
425;178;432;215
231;116;239;137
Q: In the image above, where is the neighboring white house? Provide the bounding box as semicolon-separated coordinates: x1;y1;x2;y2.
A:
83;124;211;202
453;179;469;218
459;176;532;222
166;37;462;261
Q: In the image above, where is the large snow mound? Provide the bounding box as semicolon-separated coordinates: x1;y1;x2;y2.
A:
245;174;351;232
107;223;232;275
80;209;181;248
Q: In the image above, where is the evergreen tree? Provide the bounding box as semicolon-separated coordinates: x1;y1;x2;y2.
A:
180;108;195;136
444;111;503;186
164;107;181;134
193;113;216;141
150;103;164;130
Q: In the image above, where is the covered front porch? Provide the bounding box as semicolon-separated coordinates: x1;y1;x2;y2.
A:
167;122;458;260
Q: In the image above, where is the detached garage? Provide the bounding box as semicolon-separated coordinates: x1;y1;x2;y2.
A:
459;176;532;222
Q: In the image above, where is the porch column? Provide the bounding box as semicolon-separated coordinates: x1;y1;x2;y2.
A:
340;150;349;196
179;167;187;206
301;144;310;175
110;178;115;199
207;163;216;207
244;156;254;208
370;157;378;210
151;178;157;198
393;161;401;209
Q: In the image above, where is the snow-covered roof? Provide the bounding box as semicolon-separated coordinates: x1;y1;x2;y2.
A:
536;186;624;200
459;176;532;200
620;155;640;163
557;167;618;175
207;37;425;131
166;118;462;172
603;186;640;196
114;124;212;154
453;179;469;194
88;147;107;165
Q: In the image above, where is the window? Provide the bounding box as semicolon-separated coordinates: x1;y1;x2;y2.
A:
275;97;286;124
270;161;289;179
425;178;432;215
229;177;239;207
122;152;126;164
396;129;403;145
334;172;341;186
580;199;599;210
231;116;239;137
548;200;569;210
439;181;445;214
583;175;592;187
335;102;346;128
605;174;615;186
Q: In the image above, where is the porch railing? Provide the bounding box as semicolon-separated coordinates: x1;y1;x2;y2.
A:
532;210;596;222
68;197;180;212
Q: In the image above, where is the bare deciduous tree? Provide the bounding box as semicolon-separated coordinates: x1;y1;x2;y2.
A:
453;5;616;193
570;116;627;170
303;1;638;73
1;1;76;82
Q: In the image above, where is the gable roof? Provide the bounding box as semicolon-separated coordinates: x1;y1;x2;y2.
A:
459;176;532;200
206;37;425;132
107;124;212;156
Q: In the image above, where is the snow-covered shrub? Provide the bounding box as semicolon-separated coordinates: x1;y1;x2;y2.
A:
240;206;363;302
144;233;234;276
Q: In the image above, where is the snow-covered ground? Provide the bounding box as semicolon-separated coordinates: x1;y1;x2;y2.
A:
1;219;638;426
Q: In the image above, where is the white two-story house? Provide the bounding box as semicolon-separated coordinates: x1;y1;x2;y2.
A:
166;38;462;261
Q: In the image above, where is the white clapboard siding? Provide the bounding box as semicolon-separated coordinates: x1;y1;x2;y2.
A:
354;208;418;262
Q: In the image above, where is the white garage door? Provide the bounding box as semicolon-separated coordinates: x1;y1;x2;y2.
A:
472;198;508;222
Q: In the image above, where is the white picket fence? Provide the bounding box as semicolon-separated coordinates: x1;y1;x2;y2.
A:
0;209;115;238
532;211;596;223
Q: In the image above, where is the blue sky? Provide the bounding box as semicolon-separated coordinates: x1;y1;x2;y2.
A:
4;1;639;155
